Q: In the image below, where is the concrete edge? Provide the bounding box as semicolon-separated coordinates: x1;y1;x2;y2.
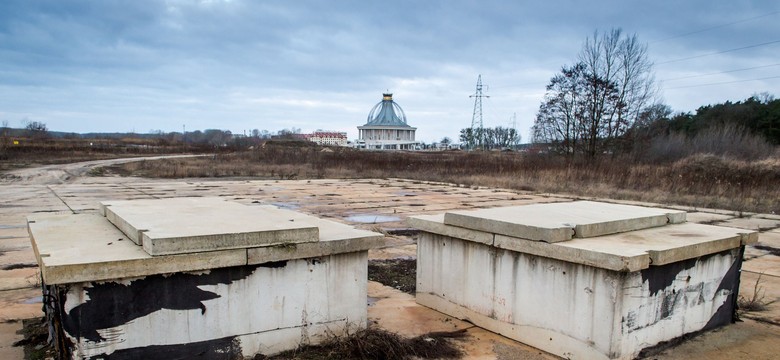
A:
494;234;649;272
647;236;742;266
246;236;384;265
141;227;321;256
40;249;247;285
407;216;494;246
415;293;611;360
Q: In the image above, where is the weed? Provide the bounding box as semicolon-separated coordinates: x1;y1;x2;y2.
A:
738;274;776;312
257;327;464;360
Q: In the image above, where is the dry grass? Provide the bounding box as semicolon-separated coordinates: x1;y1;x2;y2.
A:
738;274;775;312
257;328;464;360
103;143;780;214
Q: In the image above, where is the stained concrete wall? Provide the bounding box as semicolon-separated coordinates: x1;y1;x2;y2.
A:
417;233;741;360
52;251;368;359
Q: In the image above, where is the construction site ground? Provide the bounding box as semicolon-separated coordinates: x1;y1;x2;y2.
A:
1;157;779;359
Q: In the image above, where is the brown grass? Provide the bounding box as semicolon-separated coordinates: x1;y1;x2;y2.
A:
257;328;464;360
103;143;780;214
738;274;775;312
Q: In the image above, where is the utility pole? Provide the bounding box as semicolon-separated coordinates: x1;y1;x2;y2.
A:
470;75;488;149
511;112;519;149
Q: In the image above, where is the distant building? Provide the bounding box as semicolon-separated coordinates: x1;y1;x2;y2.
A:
357;93;417;150
308;131;348;146
270;131;348;146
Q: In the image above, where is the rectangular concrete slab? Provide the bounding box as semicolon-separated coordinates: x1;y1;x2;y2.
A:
27;213;247;285
408;214;495;246
542;222;750;267
101;198;320;255
411;214;754;271
247;207;385;264
443;201;686;242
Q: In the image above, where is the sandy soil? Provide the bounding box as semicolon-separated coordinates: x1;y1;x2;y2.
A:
0;157;778;359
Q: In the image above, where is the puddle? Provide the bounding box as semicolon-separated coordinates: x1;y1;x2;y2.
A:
345;214;401;223
367;296;380;306
271;202;300;210
22;296;42;304
394;192;418;197
0;224;25;229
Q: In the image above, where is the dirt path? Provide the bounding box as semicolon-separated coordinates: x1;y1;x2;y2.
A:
0;154;206;185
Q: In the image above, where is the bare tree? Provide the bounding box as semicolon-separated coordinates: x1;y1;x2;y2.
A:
534;28;658;157
25;121;49;139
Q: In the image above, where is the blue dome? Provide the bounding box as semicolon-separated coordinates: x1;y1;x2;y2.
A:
365;93;410;127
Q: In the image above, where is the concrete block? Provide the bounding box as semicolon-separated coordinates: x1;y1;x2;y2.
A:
248;215;384;264
494;234;650;272
417;232;743;360
444;201;686;242
27;213;247;285
55;252;369;359
407;214;494;246
101;198;320;255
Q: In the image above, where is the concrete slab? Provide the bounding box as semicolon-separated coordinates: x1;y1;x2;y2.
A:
413;214;754;271
551;222;749;267
685;211;735;224
717;217;780;232
443;201;687;242
742;255;780;278
408;214;495;246
247;210;384;264
101;197;320;255
27;213;247;284
756;230;780;248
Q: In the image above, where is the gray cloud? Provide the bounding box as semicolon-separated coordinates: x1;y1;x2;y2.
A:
0;0;778;142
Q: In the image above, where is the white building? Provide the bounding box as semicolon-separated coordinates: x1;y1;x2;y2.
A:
357;93;417;150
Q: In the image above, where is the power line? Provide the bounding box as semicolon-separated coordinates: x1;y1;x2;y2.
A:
664;75;780;90
651;10;780;43
656;39;780;65
661;63;780;81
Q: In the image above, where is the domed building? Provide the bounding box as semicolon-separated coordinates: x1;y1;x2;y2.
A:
357;93;418;150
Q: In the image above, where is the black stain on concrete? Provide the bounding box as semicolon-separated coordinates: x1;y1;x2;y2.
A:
94;336;242;360
704;247;743;329
258;260;288;268
625;249;742;335
640;257;698;296
62;264;264;343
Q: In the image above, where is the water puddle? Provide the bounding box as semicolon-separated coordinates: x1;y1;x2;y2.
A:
0;224;25;229
345;214;401;223
394;192;418;197
271;202;300;210
22;296;42;304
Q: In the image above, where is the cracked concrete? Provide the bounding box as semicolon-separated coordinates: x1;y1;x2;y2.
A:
1;157;779;359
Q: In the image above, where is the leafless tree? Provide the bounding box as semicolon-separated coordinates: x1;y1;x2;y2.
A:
534;28;658;158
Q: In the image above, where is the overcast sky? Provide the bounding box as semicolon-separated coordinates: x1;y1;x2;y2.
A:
1;1;778;143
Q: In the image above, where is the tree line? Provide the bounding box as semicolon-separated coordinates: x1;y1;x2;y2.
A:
459;126;521;150
530;28;778;160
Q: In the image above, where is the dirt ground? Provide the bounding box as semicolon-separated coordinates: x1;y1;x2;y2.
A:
1;157;779;359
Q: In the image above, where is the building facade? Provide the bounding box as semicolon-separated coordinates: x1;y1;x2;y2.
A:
357;93;417;150
308;131;348;146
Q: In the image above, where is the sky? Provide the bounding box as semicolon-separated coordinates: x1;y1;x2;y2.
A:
1;1;778;144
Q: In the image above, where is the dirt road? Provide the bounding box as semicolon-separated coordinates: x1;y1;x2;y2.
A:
0;154;206;185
